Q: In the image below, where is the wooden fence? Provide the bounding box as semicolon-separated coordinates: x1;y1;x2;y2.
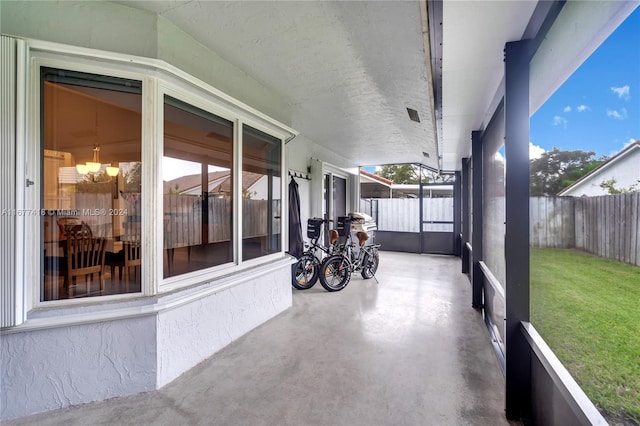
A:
65;194;279;249
530;194;640;266
163;195;279;249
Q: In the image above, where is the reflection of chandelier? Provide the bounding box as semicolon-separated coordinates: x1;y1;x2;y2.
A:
76;145;119;176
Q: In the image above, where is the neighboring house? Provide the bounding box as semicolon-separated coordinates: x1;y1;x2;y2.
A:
360;170;454;199
163;171;266;198
389;183;454;199
559;141;640;196
360;169;393;198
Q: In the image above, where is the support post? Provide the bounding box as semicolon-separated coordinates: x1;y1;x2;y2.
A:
461;158;470;273
504;39;532;421
453;171;462;257
471;131;483;308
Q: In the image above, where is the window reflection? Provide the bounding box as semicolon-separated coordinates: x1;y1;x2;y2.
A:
242;126;282;260
41;68;142;301
163;96;234;278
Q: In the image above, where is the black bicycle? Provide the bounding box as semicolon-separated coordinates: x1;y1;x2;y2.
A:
292;218;336;290
319;215;380;292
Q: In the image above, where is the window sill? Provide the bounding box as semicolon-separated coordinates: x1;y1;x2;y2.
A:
1;256;295;335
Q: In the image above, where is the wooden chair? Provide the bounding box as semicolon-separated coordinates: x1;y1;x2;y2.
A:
57;217;89;240
65;225;106;297
106;221;142;292
122;240;141;291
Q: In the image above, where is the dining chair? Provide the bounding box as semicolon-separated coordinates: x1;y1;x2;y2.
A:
122;240;141;291
57;217;90;240
65;224;106;297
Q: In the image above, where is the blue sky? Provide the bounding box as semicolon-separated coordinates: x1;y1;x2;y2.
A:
530;6;640;160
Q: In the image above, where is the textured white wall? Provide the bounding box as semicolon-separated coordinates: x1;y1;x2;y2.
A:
157;264;292;387
1;316;157;420
0;1;291;126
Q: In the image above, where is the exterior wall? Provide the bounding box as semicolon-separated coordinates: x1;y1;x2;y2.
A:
1;1;159;58
561;148;640;196
286;134;358;225
1;1;290;125
1;315;158;420
156;263;292;387
155;16;291;125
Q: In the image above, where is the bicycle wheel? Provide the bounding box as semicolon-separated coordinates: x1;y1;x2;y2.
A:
292;255;318;290
360;250;379;279
319;255;351;292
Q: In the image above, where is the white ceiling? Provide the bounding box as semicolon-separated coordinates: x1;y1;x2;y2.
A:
441;0;538;171
113;1;637;173
116;0;438;169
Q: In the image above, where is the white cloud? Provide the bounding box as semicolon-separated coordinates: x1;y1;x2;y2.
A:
552;116;567;127
607;108;628;120
563;106;572;112
577;105;590;112
611;85;630;100
529;142;545;159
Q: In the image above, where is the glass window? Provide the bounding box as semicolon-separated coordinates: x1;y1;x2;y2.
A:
41;68;142;301
242;125;282;260
163;96;234;278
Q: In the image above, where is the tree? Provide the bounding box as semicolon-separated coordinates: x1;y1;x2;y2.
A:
375;164;452;184
530;148;605;196
123;162;141;193
377;164;420;184
599;178;640;194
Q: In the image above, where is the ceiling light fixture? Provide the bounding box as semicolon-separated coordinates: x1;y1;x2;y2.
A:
76;144;119;177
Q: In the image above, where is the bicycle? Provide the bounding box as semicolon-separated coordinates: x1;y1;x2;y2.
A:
319;215;381;292
292;218;337;290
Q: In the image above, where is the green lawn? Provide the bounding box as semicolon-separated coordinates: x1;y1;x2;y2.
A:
530;248;640;424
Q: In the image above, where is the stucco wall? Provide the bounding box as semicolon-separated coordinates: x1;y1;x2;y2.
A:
156;264;292;387
0;1;159;58
1;315;157;420
1;0;291;125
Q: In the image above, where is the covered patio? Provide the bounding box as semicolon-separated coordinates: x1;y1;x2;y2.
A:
2;1;637;423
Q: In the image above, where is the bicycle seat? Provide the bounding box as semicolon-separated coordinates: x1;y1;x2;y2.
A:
329;229;339;245
356;231;369;247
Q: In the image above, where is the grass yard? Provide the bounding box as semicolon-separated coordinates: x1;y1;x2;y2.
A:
530;248;640;424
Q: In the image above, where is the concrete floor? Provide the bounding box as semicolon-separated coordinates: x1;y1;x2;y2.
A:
9;252;513;426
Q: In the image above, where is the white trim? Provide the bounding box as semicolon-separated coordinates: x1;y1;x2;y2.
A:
1;257;294;335
322;162;358;219
143;75;159;296
15;39;28;325
235;119;243;266
29;56;147;308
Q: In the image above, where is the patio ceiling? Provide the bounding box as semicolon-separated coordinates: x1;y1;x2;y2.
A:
112;1;636;173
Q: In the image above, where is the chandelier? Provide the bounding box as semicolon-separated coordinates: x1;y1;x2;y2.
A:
76;145;119;177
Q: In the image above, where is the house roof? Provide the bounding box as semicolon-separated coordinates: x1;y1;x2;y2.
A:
163;170;263;195
360;170;393;187
558;140;640;195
